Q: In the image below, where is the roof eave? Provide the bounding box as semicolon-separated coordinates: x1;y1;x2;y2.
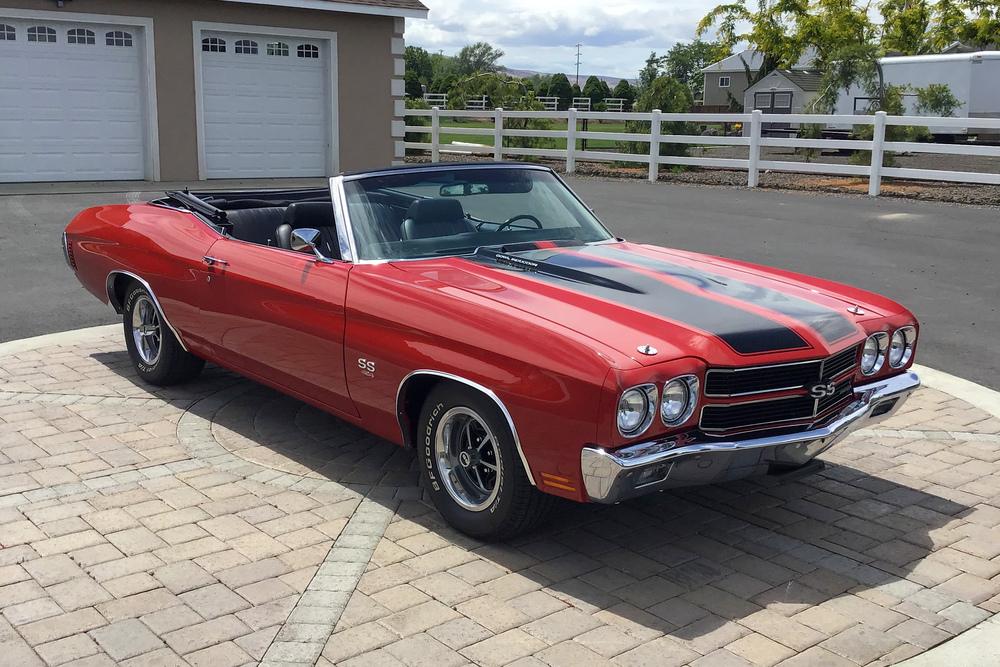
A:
218;0;429;19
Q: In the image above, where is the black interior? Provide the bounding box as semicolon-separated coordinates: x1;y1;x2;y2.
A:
401;198;472;240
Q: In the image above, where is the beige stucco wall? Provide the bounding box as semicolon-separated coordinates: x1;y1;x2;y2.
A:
702;70;751;107
2;0;399;180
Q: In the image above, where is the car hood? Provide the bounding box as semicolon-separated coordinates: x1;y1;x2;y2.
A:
392;241;906;367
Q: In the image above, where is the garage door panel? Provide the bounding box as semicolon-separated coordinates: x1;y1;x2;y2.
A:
200;30;331;179
0;18;147;182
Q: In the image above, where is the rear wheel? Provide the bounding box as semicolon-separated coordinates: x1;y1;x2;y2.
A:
417;383;553;539
122;283;204;386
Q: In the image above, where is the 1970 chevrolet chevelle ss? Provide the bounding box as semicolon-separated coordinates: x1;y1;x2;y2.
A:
65;163;920;538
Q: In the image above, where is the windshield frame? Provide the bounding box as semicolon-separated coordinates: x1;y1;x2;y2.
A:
329;163;617;264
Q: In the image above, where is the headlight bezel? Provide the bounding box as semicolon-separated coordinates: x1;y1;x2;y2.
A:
617;384;658;437
860;332;889;376
660;374;700;427
888;325;917;368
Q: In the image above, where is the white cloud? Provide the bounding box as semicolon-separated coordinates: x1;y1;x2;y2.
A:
405;0;715;79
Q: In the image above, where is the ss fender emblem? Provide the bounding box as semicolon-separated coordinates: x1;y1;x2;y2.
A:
358;358;376;378
810;382;837;399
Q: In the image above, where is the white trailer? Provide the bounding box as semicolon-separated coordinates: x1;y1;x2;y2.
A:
832;51;1000;138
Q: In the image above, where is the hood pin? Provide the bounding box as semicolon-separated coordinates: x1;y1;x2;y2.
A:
637;345;658;356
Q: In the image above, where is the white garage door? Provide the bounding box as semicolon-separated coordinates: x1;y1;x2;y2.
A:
199;30;331;179
0;18;147;182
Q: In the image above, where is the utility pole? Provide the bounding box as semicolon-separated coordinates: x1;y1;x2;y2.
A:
574;43;582;86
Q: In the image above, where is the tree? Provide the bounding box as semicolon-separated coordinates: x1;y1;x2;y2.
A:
662;40;728;99
454;41;505;77
611;79;636;107
582;75;608;105
404;69;423;98
620;75;694;158
915;82;961;115
880;0;931;54
547;73;574;110
404;46;434;86
638;52;664;93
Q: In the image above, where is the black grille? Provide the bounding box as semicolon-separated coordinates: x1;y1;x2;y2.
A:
704;344;860;397
822;345;858;379
817;380;853;413
701;395;816;431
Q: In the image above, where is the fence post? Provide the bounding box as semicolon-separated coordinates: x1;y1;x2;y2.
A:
494;107;503;161
747;109;762;188
869;111;887;197
648;109;661;183
431;106;440;163
566;107;577;173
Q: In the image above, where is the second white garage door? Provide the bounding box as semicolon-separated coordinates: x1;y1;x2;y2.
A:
199;29;333;179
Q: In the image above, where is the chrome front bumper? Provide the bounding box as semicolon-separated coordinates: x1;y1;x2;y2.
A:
581;371;920;503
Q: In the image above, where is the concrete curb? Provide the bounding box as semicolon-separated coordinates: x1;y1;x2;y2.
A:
0;324;118;357
913;363;1000;421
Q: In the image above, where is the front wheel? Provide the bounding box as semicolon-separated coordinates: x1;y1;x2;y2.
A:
417;384;553;540
122;283;204;386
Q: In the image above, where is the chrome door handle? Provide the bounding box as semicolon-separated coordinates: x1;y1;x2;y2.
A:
203;256;228;266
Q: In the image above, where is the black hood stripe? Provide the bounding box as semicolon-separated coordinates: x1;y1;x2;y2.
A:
578;246;858;344
471;247;809;355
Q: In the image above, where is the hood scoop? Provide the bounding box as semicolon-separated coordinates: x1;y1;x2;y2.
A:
475;246;643;295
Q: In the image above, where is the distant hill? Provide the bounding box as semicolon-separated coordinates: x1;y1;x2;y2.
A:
499;67;634;87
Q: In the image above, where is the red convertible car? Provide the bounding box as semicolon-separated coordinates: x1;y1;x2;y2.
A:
65;163;920;538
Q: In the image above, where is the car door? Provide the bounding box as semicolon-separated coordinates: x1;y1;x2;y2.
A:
199;235;358;418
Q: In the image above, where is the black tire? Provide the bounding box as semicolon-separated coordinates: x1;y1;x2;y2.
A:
122;282;204;386
417;383;554;540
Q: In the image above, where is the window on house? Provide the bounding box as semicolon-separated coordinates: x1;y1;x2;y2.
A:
235;39;258;55
67;28;96;45
266;41;289;56
106;31;133;47
202;37;226;53
27;26;57;43
297;43;319;59
0;24;15;41
719;76;731;88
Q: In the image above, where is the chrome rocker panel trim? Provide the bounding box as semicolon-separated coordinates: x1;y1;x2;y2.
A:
581;371;920;503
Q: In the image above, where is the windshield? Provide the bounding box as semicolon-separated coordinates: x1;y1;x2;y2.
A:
343;167;613;260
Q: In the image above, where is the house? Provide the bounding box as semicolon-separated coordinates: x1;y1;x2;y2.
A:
744;69;824;116
0;0;428;183
700;47;815;110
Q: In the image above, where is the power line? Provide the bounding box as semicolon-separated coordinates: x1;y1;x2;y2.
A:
575;44;582;86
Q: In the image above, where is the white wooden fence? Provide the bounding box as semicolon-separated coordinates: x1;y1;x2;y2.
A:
403;108;1000;196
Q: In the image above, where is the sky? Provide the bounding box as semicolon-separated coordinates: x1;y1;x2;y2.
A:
404;0;718;80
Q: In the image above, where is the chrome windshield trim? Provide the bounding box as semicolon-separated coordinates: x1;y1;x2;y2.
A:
395;369;536;487
581;371;920;503
339;162;614;264
329;175;357;263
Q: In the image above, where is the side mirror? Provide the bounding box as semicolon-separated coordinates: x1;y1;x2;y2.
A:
290;228;332;263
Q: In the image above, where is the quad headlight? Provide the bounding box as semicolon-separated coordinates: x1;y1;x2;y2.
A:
889;326;917;368
660;375;699;426
861;332;889;376
617;384;657;437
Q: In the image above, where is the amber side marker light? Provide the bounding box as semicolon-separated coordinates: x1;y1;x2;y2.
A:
540;473;576;492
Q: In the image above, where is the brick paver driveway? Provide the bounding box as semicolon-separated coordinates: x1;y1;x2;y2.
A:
2;328;999;666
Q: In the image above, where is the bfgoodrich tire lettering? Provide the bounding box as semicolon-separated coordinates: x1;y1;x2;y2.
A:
122;282;204;386
417;383;553;539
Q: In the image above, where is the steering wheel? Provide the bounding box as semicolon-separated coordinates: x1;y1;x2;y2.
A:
494;214;543;233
